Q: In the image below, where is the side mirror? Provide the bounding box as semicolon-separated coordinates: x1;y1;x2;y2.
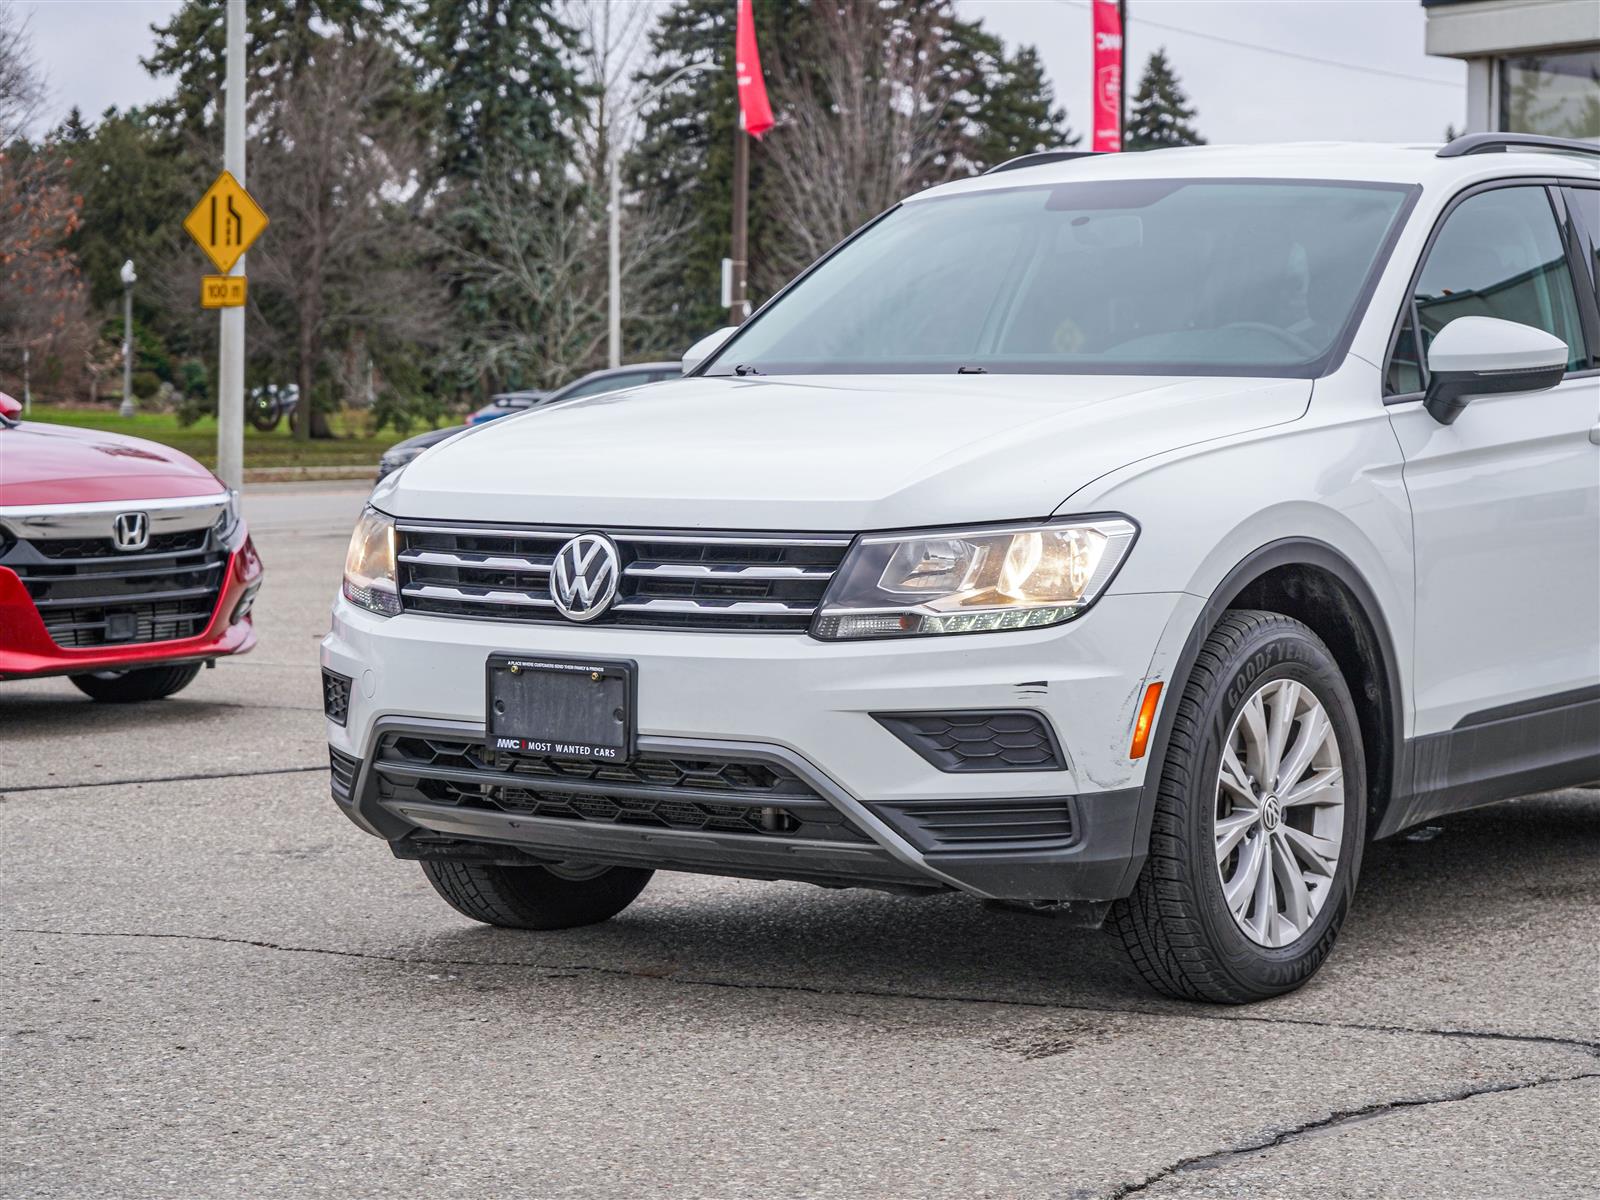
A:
681;326;739;375
1423;316;1567;426
0;392;20;420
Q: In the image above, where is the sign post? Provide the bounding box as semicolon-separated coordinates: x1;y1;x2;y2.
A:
218;0;250;488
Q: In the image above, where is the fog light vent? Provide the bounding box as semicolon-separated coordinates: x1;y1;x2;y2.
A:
322;669;352;726
874;710;1064;773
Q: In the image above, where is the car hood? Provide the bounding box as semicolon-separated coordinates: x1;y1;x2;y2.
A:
378;374;1311;530
0;421;223;506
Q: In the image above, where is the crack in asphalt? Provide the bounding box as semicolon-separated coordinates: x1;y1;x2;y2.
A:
10;926;1600;1058
1102;1071;1600;1198
0;765;326;797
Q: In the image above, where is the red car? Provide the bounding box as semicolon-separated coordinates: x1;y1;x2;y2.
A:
0;392;263;701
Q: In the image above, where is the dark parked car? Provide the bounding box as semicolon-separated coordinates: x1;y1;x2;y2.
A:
380;363;680;480
466;389;546;426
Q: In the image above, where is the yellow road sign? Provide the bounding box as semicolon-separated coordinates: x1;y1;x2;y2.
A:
183;171;268;274
200;274;248;309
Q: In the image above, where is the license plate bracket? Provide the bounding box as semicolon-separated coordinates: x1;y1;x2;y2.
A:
485;653;635;762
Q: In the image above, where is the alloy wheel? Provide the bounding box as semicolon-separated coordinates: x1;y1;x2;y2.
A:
1214;678;1346;948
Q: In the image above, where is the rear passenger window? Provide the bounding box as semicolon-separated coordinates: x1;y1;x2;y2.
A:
1387;186;1587;395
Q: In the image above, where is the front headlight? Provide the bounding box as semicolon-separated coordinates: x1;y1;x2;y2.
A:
811;516;1137;640
213;488;242;545
342;506;400;616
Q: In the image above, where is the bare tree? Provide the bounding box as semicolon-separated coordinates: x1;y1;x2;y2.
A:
759;0;980;292
0;6;45;144
435;162;687;389
562;0;655;189
247;35;438;438
0;150;93;402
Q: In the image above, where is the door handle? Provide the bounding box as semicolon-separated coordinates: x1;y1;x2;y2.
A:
1591;423;1600;446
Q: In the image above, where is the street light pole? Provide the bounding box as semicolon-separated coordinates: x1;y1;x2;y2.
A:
119;259;137;419
607;62;714;368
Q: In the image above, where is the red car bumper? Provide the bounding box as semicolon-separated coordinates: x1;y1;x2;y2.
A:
0;535;264;680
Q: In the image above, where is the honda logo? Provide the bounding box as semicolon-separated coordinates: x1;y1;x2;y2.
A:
550;532;620;621
112;511;150;552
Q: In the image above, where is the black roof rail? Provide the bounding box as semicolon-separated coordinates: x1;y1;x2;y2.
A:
984;150;1102;175
1437;132;1600;159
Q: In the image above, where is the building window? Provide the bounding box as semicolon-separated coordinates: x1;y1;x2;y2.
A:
1499;47;1600;139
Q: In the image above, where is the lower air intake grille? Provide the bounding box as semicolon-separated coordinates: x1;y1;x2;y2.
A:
874;797;1077;853
875;710;1064;773
1;532;226;648
369;734;871;843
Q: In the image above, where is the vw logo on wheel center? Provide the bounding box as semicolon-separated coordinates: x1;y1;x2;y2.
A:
550;532;621;621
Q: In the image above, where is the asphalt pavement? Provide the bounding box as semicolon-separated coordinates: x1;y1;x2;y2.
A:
2;482;1596;1199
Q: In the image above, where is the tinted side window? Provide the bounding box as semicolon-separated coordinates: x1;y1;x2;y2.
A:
1416;187;1585;372
1561;186;1599;307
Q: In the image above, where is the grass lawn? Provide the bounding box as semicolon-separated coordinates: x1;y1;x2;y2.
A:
18;405;455;470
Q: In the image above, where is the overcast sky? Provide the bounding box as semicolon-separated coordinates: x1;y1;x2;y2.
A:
16;0;1466;144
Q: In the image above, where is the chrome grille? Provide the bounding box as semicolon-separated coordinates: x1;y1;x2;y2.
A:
396;523;850;632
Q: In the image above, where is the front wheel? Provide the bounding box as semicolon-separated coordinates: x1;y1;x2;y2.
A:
1108;610;1366;1003
421;859;653;930
70;662;203;703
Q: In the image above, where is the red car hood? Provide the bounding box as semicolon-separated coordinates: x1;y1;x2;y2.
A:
0;420;224;505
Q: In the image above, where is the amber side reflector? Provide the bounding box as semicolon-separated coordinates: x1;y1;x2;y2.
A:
1130;682;1164;759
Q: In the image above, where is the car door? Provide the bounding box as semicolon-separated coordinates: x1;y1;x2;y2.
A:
1383;182;1600;740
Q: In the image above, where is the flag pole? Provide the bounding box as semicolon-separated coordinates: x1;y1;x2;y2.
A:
730;115;749;324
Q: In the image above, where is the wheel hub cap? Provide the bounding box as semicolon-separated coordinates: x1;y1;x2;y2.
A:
1212;677;1346;949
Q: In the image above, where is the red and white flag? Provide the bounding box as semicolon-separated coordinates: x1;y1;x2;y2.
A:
735;0;774;138
1091;0;1123;152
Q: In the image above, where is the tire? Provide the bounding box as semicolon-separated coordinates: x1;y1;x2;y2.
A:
69;662;203;703
420;860;653;930
1108;610;1366;1003
248;401;281;432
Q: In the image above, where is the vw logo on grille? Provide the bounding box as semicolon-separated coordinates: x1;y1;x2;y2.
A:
112;511;150;552
550;532;621;622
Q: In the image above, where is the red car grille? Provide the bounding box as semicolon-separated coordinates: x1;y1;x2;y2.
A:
2;533;228;648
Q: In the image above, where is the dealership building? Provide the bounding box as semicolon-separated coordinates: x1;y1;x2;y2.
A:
1421;0;1599;137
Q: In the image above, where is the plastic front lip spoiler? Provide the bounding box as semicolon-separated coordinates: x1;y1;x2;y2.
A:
340;718;1146;904
350;719;984;897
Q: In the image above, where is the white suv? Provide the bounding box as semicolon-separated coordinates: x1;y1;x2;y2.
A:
322;135;1600;1003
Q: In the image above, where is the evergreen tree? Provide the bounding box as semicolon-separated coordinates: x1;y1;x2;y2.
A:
55;107;193;313
408;0;589;181
942;26;1079;170
1124;47;1204;151
143;0;396;133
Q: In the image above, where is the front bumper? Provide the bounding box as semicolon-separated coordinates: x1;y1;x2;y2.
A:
321;590;1190;902
0;537;263;679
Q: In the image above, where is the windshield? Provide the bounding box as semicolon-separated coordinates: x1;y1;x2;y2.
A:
706;178;1416;378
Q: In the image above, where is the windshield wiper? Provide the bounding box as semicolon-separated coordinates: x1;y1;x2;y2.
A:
956;365;988;374
732;363;764;376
